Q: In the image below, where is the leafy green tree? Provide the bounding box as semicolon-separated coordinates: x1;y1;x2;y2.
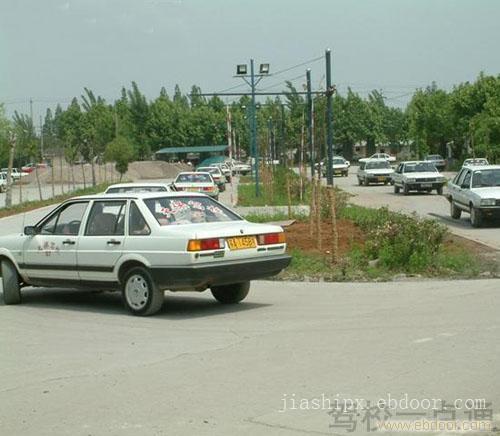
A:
105;136;135;180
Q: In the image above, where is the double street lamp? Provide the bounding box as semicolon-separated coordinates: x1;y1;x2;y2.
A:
235;60;270;197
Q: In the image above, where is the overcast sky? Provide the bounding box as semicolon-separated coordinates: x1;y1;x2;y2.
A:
2;0;500;119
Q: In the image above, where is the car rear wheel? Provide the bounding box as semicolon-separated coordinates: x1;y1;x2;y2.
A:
1;259;21;305
470;206;483;228
450;201;461;219
211;282;250;304
122;267;164;316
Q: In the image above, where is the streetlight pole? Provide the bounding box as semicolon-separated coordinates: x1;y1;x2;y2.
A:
250;59;260;197
306;68;314;178
325;49;334;186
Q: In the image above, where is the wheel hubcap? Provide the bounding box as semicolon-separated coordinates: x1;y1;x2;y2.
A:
125;274;149;310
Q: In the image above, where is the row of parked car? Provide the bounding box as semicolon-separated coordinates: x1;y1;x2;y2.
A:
355;156;500;227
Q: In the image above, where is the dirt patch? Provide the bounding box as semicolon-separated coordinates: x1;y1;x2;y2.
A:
284;219;364;257
21;158;190;186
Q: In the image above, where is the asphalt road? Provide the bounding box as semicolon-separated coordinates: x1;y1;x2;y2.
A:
1;279;499;435
332;166;500;250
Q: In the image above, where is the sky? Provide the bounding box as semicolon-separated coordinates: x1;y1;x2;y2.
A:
1;0;500;120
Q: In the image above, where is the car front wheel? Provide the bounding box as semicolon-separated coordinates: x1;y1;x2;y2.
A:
1;259;21;305
403;183;410;195
394;184;400;194
470;206;483;228
450;201;461;219
436;186;443;195
122;267;164;316
211;282;250;304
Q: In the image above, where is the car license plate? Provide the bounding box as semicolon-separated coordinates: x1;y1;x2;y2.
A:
421;183;432;188
227;236;257;250
187;187;199;192
377;176;385;181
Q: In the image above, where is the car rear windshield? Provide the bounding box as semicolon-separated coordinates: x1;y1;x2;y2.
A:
197;167;220;175
106;186;168;193
366;161;391;169
144;196;241;225
404;162;437;173
471;169;500;188
175;173;212;183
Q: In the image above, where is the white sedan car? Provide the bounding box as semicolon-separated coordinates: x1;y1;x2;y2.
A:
357;159;394;185
447;165;500;227
358;153;396;163
173;172;219;200
392;161;447;195
0;192;291;315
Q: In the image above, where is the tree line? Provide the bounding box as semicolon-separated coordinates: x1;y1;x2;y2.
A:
1;72;499;182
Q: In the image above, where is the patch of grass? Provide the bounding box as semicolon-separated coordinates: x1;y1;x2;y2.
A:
0;183;112;219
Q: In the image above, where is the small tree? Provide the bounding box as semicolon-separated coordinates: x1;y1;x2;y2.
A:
105;136;135;181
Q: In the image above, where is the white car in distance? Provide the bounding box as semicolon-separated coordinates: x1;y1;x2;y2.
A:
447;165;500;227
0;192;291;315
173;172;219;200
392;161;447;195
357;159;394;186
359;153;396;163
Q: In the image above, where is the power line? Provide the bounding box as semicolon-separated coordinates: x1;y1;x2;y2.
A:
257;73;305;92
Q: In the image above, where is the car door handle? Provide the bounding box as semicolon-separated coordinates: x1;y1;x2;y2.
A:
62;239;76;245
107;239;121;245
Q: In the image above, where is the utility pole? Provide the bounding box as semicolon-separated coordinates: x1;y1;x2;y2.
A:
325;49;334;186
39;115;44;159
226;105;235;205
280;104;285;165
306;69;314;178
249;59;260;197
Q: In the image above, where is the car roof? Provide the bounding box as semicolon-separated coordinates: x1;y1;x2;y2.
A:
69;191;212;201
466;165;500;171
176;171;210;176
106;182;170;188
401;161;433;165
365;158;390;162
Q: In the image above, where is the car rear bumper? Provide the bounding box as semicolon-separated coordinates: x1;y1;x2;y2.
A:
151;254;292;290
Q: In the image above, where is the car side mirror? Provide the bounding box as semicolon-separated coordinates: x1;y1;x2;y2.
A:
24;225;38;236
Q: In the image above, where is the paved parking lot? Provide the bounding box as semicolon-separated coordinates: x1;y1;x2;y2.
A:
333;166;500;250
1;279;499;435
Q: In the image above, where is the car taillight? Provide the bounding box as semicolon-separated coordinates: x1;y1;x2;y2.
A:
187;238;225;251
257;232;286;245
202;186;214;191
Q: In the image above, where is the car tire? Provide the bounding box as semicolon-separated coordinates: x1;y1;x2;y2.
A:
122;266;164;316
470;206;483;228
436;186;443;195
394;185;400;194
403;183;410;195
211;282;250;304
383;180;388;185
363;178;369;186
357;177;362;186
450;201;461;219
1;259;21;305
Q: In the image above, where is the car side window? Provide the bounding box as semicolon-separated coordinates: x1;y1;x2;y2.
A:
129;201;150;236
40;202;89;235
462;171;472;188
359;162;365;170
85;201;126;236
455;169;467;186
397;164;403;174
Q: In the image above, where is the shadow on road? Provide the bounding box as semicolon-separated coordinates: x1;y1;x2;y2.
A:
0;288;270;319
